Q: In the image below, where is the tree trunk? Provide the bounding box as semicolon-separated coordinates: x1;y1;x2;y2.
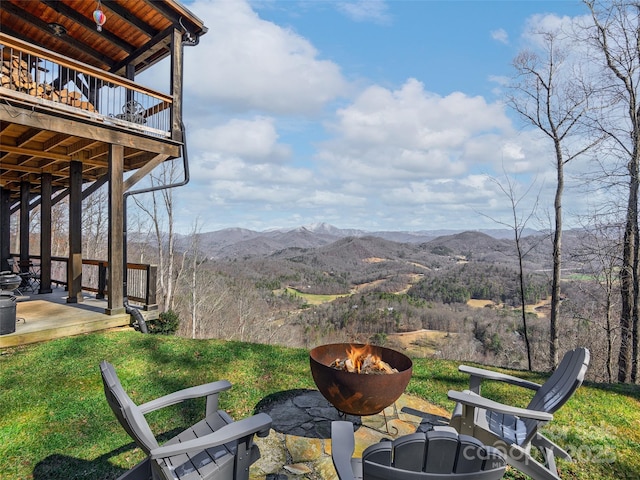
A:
606;293;613;383
618;155;638;382
631;202;640;382
517;236;533;371
550;139;564;370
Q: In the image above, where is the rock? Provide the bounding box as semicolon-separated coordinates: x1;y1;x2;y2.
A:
284;463;312;475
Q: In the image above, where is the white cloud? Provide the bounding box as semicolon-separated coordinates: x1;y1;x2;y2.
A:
336;0;391;24
190;117;291;163
491;28;509;44
522;13;577;44
165;1;591;234
318;79;513;182
185;0;348;115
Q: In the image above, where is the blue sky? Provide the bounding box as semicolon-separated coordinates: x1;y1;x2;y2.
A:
146;0;592;234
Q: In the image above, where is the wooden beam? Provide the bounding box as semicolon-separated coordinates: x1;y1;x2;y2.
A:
41;0;135;54
103;0;157;37
16;129;41;148
0;106;181;157
0;164;49;175
67;138;101;156
39;172;53;293
19;181;30;273
123;154;169;191
0;145;72;162
44;133;72;152
170;28;183;142
107;144;125;314
0;188;10;272
82;175;110;201
67;161;83;303
0;3;113;68
110;26;173;75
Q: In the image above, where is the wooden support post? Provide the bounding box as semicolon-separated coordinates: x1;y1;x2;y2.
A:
97;262;107;299
170;27;183;142
144;264;158;311
107;144;125;315
39;173;53;293
0;188;10;271
19;181;30;274
67;161;83;303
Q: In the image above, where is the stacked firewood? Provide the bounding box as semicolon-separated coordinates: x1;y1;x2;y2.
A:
56;89;96;111
1;56;95;111
1;56;35;92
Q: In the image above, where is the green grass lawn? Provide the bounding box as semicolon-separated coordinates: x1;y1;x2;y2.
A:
1;330;639;479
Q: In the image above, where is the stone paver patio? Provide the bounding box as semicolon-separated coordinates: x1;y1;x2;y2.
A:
250;389;450;479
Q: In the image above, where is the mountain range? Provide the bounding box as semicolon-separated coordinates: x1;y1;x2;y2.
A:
184;222;543;260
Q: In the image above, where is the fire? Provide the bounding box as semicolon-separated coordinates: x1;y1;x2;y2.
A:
347;344;376;373
331;344;398;374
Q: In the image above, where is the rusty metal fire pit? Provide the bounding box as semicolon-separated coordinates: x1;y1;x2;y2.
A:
309;343;413;416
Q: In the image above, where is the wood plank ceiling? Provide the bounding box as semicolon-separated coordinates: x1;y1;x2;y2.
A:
0;0;206;200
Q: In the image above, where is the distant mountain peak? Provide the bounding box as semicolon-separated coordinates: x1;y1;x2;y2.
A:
301;222;337;233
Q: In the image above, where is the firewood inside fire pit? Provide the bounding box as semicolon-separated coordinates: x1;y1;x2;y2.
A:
330;344;399;374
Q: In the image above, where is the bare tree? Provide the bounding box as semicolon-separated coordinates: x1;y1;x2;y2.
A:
131;159;181;312
509;28;597;369
175;219;223;340
82;187;108;260
585;0;640;382
572;216;623;382
481;172;541;370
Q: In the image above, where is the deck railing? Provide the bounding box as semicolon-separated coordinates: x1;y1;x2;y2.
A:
13;255;158;311
0;33;172;138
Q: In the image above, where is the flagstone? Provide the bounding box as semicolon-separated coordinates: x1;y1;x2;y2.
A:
251;390;449;479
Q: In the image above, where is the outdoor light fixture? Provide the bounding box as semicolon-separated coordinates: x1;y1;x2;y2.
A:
93;0;106;31
48;22;67;37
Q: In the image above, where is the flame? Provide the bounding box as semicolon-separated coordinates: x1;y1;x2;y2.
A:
346;344;381;373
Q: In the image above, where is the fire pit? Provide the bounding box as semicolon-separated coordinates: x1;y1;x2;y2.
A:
309;343;413;416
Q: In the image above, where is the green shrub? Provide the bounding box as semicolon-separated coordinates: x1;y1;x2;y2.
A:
147;309;179;335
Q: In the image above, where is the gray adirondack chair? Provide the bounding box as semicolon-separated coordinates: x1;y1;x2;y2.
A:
331;421;506;480
100;361;272;480
447;347;590;480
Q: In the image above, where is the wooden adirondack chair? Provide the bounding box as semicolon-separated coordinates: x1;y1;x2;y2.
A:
331;421;506;480
447;348;590;480
100;361;272;480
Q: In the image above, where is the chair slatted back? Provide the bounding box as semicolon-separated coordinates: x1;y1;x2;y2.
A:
522;348;590;438
361;429;506;480
6;259;17;273
100;360;159;454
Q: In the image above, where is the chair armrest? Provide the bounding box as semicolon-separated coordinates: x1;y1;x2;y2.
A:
459;365;541;392
331;421;356;480
448;390;553;422
149;412;272;459
138;380;232;414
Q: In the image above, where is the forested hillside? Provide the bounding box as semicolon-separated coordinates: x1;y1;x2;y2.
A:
146;227;617;382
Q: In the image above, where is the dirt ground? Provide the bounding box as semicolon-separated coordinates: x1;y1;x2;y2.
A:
387;329;452;357
466;298;550;318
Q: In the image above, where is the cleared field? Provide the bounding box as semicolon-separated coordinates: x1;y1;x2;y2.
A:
466;298;550;318
467;299;495;308
282;287;350;305
388;329;453;357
